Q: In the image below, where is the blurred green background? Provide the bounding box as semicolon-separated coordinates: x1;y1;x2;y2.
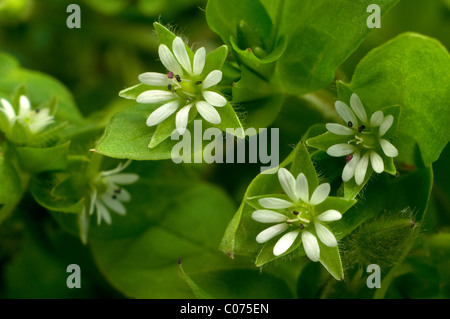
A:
0;0;449;298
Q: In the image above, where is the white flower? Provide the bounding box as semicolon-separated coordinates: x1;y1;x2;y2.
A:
137;37;227;134
325;93;398;185
0;95;54;133
251;168;342;262
86;160;139;225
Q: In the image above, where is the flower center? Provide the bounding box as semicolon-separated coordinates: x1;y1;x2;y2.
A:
287;204;313;229
348;130;377;150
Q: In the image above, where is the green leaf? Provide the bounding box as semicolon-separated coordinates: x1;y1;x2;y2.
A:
0;154;22;204
221;142;354;276
15;141;70;173
178;264;293;299
343;32;450;167
90;184;246;298
274;0;400;95
0;52;83;125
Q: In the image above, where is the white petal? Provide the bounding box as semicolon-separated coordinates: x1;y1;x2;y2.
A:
176;103;193;134
196;101;221;124
172;37;192;74
327;144;357;157
370;151;384;173
138;72;170;86
137;90;175;104
256;223;288;244
317;210;342;222
101;194;126;215
315;222;337;247
335;101;358;127
342;152;360;182
95;201;111;225
380;139;398;157
158;44;183;75
192;47;206;76
310;183;330;206
302;230;320;262
370;110;384;127
273;230;300;256
295;173;309;203
278;168;298;202
202;91;227;107
379;115;394;137
350;94;368;124
355;152;370;185
106;173;139;185
146;100;180;126
89;188;97;216
202;70;223;89
258;197;292;209
326;123;354;135
0;98;16;120
19;95;31;116
252;210;288;223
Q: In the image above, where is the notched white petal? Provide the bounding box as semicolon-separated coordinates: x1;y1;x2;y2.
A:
342;152;360;182
102;195;126;215
252;210;288;223
335;101;358;127
19;95;31;116
278;168;298;202
196;101;221;124
158;44;183;75
137;90;175;104
175;103;193;135
350;94;368;124
106;173;139;185
302;230;320;262
327;144;356;157
139;72;170;86
1;98;16;120
256;223;288;244
317;210;342;222
326;123;354;135
370;110;384;127
202;91;227;107
202;70;223;89
295;173;309;203
258;197;292;209
315;222;337;247
355;152;370;185
146;100;179;126
380;139;398;157
310;183;330;206
379;115;394;137
273;230;300;256
172;37;192;74
370;151;384;173
193;47;206;76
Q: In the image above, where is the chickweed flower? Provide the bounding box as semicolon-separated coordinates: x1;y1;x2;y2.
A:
325;94;398;185
137;36;227;134
0;95;54;134
251;168;342;262
86;160;139;225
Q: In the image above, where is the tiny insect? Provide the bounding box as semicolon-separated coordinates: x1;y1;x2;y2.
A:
293;210;299;215
346;155;353;162
175;74;181;82
347;121;353;128
167;71;174;79
299;224;304;230
168;84;172;91
358;125;365;133
196;81;202;85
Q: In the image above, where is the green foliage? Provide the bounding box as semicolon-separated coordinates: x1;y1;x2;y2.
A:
0;0;448;300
